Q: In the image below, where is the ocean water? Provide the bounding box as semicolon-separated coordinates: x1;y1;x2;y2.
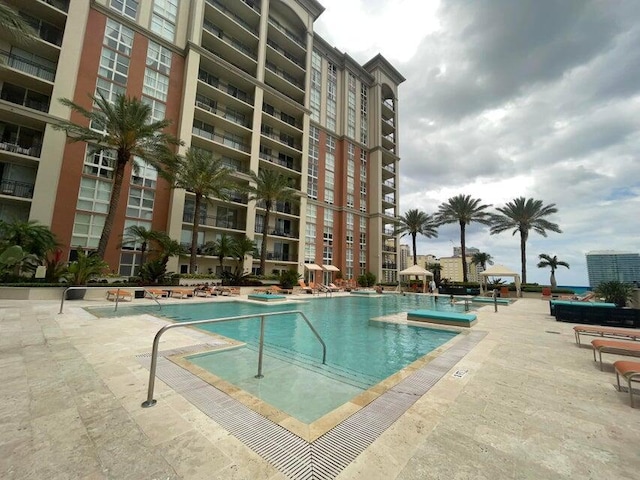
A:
558;285;590;294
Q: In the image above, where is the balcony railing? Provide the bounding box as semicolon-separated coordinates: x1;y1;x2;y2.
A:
382;246;397;253
22;14;63;46
266;39;304;69
265;61;304;90
260;126;301;150
0;50;56;82
195;98;250;128
182;212;242;230
383;163;396;174
203;20;257;60
382;263;397;269
268;16;305;48
383;99;395;111
258;151;299;172
206;0;258;35
256;200;299;216
0;179;34;199
42;0;69;13
0;140;42;158
198;69;254;104
266;251;296;262
0;87;50;112
262;103;302;129
192;125;250;153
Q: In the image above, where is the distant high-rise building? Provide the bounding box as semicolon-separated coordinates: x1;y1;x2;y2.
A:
399;244;410;271
439;255;480;283
453;246;479;257
586;251;640;287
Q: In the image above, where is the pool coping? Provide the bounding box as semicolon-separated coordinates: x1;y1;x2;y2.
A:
136;325;487;479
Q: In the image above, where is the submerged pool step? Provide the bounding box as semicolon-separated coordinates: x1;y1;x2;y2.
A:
240;342;378;390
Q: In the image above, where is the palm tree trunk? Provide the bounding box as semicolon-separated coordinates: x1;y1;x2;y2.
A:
411;232;417;265
260;207;270;275
139;241;146;275
520;229;528;283
550;269;556;289
97;159;126;259
460;222;468;283
190;194;202;274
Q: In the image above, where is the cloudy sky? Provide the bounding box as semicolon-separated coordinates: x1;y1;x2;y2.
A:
315;0;640;286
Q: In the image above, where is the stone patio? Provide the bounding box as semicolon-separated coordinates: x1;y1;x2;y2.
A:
0;295;638;479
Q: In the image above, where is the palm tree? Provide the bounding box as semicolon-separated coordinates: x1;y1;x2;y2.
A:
53;93;179;259
436;194;492;282
170;148;237;273
490;197;562;283
0;219;58;259
394;209;438;266
246;169;299;276
231;235;256;275
537;254;569;289
427;262;442;286
153;232;184;268
204;233;235;273
121;225;160;275
471;252;494;271
0;3;36;52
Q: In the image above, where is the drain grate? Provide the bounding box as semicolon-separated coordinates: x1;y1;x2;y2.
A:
137;331;487;479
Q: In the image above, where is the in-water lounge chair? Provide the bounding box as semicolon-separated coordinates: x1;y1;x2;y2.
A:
591;339;640;370
106;289;133;302
614;360;640;407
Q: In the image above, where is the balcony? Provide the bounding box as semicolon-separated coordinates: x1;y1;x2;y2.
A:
198;69;254;105
0;49;56;82
266;251;296;262
0;83;50;113
195;95;250;128
205;0;259;35
265;61;303;90
0;179;34;199
182;212;243;230
0;123;43;158
266;38;305;69
260;125;301;151
41;0;69;13
256;200;299;216
267;16;305;50
22;13;64;47
192;121;250;154
258;149;300;173
262;102;302;130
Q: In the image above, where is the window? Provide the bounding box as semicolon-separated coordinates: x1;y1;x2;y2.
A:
96;78;126;105
84;148;115;179
122;219;152;251
126;187;155;219
131;158;157;188
324;209;333;227
110;0;139;19
146;41;172;74
105;19;134;56
77;177;111;213
143;69;169;101
142;96;166;122
151;0;178;41
99;49;129;85
360;83;368;146
323;246;333;264
71;213;105;249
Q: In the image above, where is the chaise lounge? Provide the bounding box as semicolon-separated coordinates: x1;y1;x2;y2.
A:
574;325;640;346
106;289;133;302
614;360;640;408
591;339;640;370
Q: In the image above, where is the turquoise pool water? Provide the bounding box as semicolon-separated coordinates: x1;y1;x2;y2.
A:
90;295;463;422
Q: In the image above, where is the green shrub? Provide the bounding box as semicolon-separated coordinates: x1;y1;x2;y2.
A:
595;281;633;307
357;272;376;287
279;269;301;289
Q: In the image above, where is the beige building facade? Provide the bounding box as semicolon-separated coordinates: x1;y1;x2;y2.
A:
0;0;404;282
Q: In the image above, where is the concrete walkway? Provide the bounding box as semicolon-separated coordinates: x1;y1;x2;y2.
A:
0;296;638;479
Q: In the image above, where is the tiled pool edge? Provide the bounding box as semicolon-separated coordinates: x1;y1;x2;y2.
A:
137;330;487;480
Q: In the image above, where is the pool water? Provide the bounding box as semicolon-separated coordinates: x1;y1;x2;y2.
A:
90;295;462;423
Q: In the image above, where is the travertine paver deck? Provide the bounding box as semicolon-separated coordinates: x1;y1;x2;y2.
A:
0;295;639;479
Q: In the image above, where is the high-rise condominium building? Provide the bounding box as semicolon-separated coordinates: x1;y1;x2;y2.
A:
586;251;640;287
0;0;404;282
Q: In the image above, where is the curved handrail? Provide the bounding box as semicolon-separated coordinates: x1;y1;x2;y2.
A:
141;310;327;407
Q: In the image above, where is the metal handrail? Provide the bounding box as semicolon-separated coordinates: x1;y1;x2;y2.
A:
141;310;327;408
59;286;162;314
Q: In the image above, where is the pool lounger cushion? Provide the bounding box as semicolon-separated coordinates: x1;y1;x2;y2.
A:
591;339;640;370
471;297;510;305
574;325;640;346
407;309;477;328
614;360;640;408
106;289;133;301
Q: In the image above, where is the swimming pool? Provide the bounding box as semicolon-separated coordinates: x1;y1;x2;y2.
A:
91;295;465;424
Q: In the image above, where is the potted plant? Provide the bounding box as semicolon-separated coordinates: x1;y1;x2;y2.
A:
63;249;108;299
595;281;634;307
